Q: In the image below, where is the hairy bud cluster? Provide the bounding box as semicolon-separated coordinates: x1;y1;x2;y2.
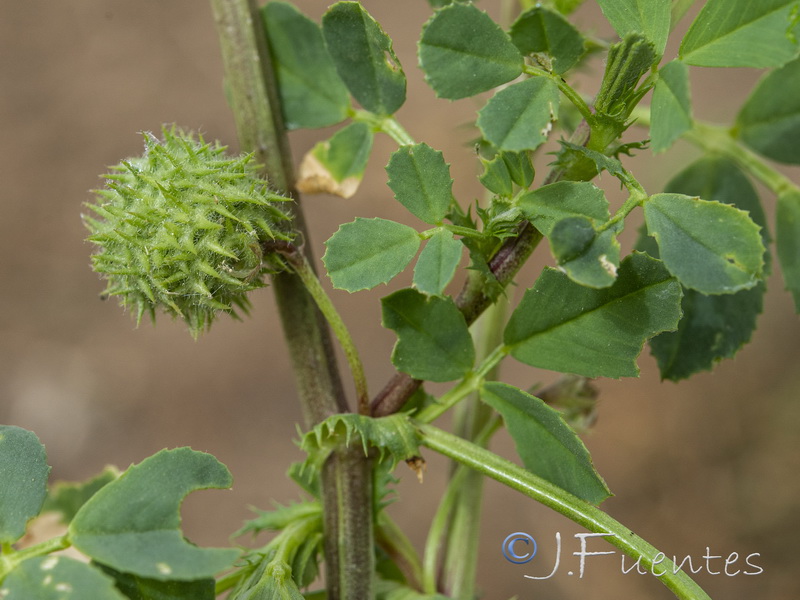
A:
84;127;294;336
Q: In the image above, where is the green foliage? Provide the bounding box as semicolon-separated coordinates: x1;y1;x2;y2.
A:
382;289;474;382
418;2;523;99
386;144;454;224
736;57;800;164
300;414;420;472
644;193;765;294
262;2;350;129
509;6;586;74
323;218;421;291
0;425;49;544
477;77;560;152
413;229;462;296
322;2;406;116
299;121;374;198
650;60;692;153
0;556;126;600
43;467;119;524
777;190;800;311
597;0;671;57
69;448;240;581
648;157;768;380
480;382;611;505
504;253;683;378
97;564;216;600
29;1;800;598
679;0;800;67
83;127;294;336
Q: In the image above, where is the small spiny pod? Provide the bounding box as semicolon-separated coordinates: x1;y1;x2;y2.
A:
83;126;295;336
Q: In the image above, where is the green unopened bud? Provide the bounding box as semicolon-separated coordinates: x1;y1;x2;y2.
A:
83;126;294;336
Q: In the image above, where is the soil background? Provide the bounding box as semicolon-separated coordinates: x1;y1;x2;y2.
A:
2;1;799;598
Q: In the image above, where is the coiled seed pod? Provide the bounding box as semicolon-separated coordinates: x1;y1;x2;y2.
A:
84;127;294;336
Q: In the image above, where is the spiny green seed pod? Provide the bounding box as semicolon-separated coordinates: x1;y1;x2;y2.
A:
83;126;294;336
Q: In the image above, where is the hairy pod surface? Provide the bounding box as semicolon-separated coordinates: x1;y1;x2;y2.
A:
84;127;294;336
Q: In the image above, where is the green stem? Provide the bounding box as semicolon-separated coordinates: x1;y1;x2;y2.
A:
523;64;594;122
274;243;370;414
375;513;424;591
210;2;373;599
351;110;416;146
438;297;509;598
0;535;70;577
415;344;508;425
417;424;713;600
629;105;799;197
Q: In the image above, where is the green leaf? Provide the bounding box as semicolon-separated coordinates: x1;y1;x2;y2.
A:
297;122;374;198
644;193;765;294
501;151;535;188
736;57;800;164
413;229;462;296
552;0;587;14
556;224;621;289
322;2;406;115
480;382;611;505
679;0;800;67
504;252;682;378
0;557;126;600
97;564;215;600
386;144;453;224
597;0;671;57
777;190;800;310
477;77;560;152
479;154;513;196
509;7;586;74
382;289;474;382
418;2;523;100
323;218;421;291
517;181;610;232
263;2;350;129
648;156;768;380
0;425;50;544
650;60;692;153
301;414;420;472
230;560;305;600
553;141;627;181
43;467;119;524
69;448;239;581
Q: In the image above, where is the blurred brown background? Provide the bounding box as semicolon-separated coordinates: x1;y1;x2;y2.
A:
1;1;799;598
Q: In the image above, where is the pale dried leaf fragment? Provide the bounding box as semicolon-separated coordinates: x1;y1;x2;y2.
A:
296;151;361;198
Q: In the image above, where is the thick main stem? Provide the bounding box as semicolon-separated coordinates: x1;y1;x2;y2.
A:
210;2;373;598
